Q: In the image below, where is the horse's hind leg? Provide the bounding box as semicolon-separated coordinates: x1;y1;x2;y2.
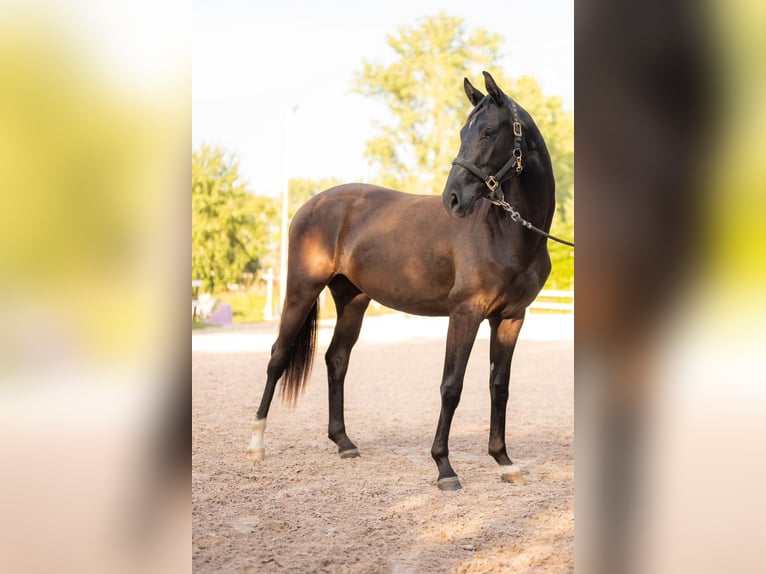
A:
326;276;370;458
246;280;326;461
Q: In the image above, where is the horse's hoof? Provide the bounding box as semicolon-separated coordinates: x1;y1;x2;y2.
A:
339;447;360;459
500;464;525;485
437;476;462;491
245;448;265;461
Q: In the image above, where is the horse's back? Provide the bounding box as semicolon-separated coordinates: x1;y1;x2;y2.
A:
297;183;439;217
292;183;444;242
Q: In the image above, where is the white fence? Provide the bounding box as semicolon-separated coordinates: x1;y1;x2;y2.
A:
529;289;574;313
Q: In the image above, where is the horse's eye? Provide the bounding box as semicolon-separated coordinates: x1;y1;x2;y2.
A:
481;129;496;140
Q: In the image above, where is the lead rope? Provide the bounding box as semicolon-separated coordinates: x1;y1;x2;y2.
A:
486;195;575;247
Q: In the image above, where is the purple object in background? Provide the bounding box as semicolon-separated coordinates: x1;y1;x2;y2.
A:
207;303;232;325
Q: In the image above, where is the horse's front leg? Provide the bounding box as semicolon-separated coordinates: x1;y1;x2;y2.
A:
488;315;526;485
431;307;482;490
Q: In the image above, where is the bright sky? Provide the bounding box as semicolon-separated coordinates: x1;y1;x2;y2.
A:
192;0;573;196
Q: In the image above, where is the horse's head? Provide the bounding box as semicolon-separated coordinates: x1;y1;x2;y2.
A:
443;72;550;219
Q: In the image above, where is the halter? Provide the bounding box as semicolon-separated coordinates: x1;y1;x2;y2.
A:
451;100;524;204
450;100;575;248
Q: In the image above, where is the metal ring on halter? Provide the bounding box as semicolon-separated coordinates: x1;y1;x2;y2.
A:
485;175;500;192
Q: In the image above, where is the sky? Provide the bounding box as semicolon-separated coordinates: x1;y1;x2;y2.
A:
192;0;573;196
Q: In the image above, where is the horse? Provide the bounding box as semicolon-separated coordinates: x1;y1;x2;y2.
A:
246;71;556;490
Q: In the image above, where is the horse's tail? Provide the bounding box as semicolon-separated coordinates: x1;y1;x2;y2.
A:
280;299;319;406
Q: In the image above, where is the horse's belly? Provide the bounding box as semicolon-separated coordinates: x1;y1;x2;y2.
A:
350;274;452;317
368;290;451;317
339;233;455;316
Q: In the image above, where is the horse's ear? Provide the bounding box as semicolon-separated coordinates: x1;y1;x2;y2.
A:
482;71;507;105
464;77;485;106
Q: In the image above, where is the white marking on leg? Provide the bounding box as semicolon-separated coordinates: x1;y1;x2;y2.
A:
499;464;525;485
500;464;521;475
246;417;267;460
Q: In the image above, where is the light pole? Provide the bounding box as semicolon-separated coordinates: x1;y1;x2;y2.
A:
278;105;298;314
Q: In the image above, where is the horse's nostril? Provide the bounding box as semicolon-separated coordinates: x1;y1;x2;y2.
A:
450;194;459;210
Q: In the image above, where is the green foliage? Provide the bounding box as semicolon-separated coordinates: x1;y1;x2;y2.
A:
545;195;575;290
192;145;277;292
215;290;269;323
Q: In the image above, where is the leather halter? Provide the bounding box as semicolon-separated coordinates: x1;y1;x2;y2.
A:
450;100;524;204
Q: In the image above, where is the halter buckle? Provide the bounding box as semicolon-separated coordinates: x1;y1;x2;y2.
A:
513;121;523;137
485;176;500;192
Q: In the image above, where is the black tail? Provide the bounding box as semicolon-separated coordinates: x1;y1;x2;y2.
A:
280;300;319;406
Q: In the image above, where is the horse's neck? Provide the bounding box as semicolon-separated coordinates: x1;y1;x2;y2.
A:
506;172;555;230
486;177;554;262
475;202;542;267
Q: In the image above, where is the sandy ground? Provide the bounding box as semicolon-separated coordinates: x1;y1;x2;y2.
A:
192;313;573;573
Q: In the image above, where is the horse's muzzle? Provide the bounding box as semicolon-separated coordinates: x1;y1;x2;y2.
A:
443;188;477;218
446;192;461;217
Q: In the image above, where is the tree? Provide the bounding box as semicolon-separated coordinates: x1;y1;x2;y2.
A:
353;12;503;196
192;145;276;292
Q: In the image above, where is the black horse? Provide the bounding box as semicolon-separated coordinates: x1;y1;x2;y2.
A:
247;72;556;490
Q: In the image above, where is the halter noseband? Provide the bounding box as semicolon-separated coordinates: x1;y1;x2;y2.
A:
451;100;524;204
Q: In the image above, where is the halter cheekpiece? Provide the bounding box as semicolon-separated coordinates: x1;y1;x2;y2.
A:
451;99;524;205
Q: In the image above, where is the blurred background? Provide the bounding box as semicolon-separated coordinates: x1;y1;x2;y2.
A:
576;0;766;572
0;1;189;573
